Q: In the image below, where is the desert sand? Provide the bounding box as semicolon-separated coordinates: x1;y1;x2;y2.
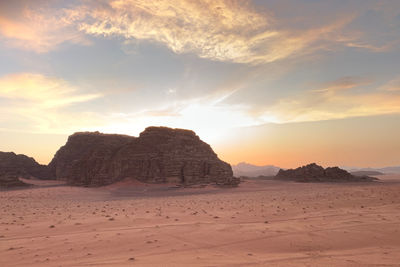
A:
1;176;400;266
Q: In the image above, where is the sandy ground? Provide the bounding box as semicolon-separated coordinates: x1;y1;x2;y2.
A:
1;175;400;266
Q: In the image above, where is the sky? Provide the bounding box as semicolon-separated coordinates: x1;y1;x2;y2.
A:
0;0;400;168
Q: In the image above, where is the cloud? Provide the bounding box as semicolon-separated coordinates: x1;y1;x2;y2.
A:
379;76;400;92
2;0;398;64
116;74;400;131
0;73;102;133
0;0;368;64
0;73;100;107
0;3;90;53
310;76;372;93
1;0;398;64
75;0;359;64
345;41;397;52
260;76;400;123
76;0;274;63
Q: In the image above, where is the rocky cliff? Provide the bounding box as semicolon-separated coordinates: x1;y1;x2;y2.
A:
276;163;377;182
0;152;51;188
49;127;238;186
0;152;51;178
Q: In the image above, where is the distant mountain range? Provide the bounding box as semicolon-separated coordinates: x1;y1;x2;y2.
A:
232;162;280;177
232;162;400;178
342;166;400;174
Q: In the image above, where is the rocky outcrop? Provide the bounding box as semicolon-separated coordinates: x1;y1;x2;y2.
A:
0;152;51;188
275;163;377;182
48;132;133;185
0;152;51;179
49;127;238;187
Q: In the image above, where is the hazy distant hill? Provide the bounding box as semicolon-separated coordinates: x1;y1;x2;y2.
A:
232;162;280;177
379;166;400;174
350;171;384;177
343;166;400;174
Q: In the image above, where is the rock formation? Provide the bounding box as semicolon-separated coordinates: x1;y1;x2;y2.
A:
275;163;377;182
0;152;51;178
0;152;51;188
49;127;238;187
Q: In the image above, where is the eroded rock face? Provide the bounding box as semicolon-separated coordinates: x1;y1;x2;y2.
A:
48;132;133;185
0;152;51;179
276;163;377;182
0;152;51;188
49;127;238;186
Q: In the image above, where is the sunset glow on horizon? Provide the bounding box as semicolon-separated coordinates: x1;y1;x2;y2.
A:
1;0;400;168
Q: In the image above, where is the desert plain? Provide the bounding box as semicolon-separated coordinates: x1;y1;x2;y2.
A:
1;175;400;267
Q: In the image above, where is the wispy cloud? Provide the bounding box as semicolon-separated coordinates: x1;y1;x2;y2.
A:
379;76;400;92
0;73;100;107
261;76;400;123
0;3;90;53
310;76;372;93
0;73;102;133
76;0;276;63
75;0;358;64
345;41;397;52
0;0;385;64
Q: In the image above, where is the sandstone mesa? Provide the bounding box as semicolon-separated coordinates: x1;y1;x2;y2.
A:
49;127;238;186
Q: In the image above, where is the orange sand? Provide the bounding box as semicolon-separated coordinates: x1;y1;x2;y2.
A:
1;175;400;266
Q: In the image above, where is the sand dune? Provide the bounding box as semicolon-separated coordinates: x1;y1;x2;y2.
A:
1;177;400;266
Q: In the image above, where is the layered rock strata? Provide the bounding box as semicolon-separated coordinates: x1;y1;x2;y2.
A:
49;127;238;186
